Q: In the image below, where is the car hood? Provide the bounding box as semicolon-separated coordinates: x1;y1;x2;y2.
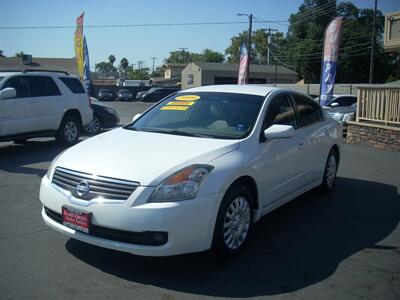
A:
55;127;239;186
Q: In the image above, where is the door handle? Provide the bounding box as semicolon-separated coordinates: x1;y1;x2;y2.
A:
297;142;305;150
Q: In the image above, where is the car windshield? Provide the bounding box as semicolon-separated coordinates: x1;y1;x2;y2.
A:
119;89;130;94
125;92;265;139
100;89;112;93
0;76;4;82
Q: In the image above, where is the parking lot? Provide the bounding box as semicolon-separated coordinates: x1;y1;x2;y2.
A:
1;101;399;299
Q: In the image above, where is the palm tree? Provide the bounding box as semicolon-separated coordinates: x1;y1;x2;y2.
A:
108;54;116;66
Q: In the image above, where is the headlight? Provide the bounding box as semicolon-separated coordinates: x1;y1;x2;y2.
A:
148;164;214;202
342;112;355;122
46;151;65;179
331;113;343;122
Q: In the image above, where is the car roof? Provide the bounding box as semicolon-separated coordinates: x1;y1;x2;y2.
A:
0;71;77;77
183;84;280;96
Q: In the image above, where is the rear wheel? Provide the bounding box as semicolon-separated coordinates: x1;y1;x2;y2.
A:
320;148;338;192
56;115;80;145
213;185;253;258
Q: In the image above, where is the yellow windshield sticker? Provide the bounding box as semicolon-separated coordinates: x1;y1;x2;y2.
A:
161;106;190;111
167;101;195;106
175;95;200;101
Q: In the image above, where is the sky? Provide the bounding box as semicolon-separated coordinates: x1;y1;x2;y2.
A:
0;0;399;71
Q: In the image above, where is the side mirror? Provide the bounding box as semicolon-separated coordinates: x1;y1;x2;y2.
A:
264;124;295;140
132;113;141;122
0;88;16;100
330;102;339;107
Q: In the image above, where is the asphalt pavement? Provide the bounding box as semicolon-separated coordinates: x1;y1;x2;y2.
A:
0;101;399;299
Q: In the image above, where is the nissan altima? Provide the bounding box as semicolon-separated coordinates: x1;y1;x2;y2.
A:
40;85;342;258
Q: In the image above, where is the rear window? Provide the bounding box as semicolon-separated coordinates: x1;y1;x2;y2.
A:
59;77;85;94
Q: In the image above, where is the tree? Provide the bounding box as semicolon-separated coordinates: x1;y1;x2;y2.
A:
0;49;5;57
15;51;25;58
108;54;116;66
199;49;224;63
95;62;117;73
165;49;225;63
224;0;398;83
125;66;150;80
120;58;129;70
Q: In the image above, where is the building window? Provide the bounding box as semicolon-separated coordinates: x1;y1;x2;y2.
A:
187;74;194;85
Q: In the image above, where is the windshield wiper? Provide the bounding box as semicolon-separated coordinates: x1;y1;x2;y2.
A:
138;128;212;138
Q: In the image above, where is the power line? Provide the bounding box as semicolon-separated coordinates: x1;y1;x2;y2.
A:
291;1;336;21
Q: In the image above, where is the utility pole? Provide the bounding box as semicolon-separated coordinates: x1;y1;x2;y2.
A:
266;28;278;65
237;13;253;83
150;57;157;73
369;0;377;84
137;60;144;82
178;48;188;63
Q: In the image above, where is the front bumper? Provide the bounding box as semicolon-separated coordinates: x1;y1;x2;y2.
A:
39;176;223;256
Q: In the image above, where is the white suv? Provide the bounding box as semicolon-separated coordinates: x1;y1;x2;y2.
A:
0;70;92;145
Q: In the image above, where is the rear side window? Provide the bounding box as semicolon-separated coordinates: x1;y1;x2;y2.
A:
293;95;323;127
29;76;61;97
332;96;357;107
2;76;31;98
59;77;85;94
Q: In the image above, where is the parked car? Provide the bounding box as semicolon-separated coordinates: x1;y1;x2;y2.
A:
84;97;120;135
98;89;114;101
40;85;341;258
0;70;92;145
116;89;133;101
317;94;357;137
142;87;179;102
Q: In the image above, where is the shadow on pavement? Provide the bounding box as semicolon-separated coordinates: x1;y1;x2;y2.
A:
66;177;400;297
0;140;68;177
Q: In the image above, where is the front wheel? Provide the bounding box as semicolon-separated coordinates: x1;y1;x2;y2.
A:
56;116;80;145
320;149;338;192
212;185;253;258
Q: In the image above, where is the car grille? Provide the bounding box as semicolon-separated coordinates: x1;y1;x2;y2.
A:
52;167;139;201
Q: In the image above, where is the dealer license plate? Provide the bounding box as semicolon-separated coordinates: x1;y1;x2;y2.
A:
62;206;90;233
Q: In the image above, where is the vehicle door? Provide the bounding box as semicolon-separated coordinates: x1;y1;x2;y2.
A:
291;94;327;185
257;93;306;210
29;75;62;131
0;75;38;136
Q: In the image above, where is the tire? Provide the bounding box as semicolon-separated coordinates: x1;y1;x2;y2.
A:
56;115;80;145
13;139;28;144
212;185;253;259
84;114;102;135
320;148;338;192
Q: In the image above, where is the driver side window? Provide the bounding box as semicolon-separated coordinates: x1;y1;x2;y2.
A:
264;95;296;130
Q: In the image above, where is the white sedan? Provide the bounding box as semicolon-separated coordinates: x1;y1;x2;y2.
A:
40;85;342;258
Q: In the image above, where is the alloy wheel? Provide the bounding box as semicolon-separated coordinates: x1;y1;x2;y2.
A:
223;196;251;250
